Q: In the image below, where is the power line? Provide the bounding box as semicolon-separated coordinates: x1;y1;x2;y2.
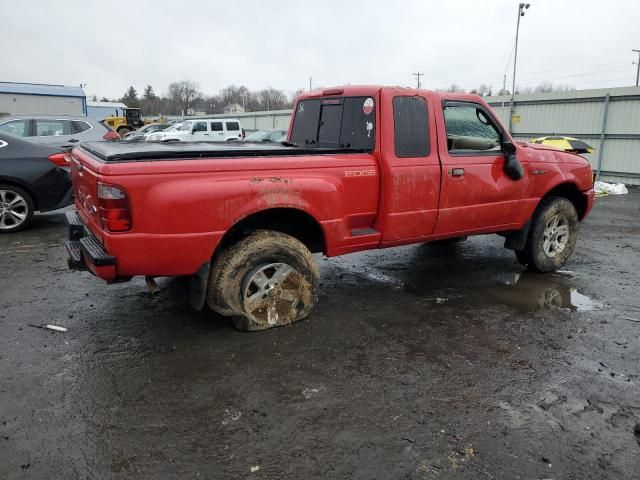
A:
412;72;423;89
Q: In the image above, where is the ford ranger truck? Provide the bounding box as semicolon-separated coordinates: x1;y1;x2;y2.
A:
65;86;595;331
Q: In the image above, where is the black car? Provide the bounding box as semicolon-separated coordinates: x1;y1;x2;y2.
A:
0;133;72;232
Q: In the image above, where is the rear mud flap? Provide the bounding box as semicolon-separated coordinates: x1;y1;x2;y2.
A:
189;262;210;311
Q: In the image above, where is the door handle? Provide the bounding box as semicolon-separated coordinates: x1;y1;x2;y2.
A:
68;139;79;143
449;168;465;177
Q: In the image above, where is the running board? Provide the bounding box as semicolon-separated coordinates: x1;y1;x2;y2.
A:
350;228;379;237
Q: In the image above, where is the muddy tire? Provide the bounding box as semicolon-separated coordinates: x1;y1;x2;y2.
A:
516;196;578;273
206;230;319;331
0;184;34;233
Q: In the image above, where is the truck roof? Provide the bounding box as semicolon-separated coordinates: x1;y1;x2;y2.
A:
297;85;486;104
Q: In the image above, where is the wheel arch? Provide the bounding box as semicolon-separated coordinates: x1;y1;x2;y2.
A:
0;177;38;210
539;182;588;220
215;207;326;258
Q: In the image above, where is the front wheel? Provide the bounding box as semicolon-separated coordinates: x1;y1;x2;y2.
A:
117;128;131;138
207;230;319;331
515;197;579;272
0;185;34;233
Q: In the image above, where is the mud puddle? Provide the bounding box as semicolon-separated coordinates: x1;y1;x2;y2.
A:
487;272;601;312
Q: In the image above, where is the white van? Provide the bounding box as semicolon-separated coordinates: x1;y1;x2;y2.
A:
146;118;243;142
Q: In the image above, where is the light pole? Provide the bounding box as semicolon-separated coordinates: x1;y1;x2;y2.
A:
509;2;530;133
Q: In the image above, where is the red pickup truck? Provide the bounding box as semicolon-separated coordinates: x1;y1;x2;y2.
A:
65;86;595;331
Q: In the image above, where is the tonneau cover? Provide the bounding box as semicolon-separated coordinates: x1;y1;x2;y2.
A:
78;141;365;162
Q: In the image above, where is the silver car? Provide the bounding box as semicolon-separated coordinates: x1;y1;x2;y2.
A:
0;115;119;149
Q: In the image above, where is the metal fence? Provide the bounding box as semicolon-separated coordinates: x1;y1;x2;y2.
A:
486;86;640;185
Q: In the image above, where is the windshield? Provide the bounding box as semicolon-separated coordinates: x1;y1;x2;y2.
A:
165;123;182;132
245;130;269;141
245;130;286;142
290;96;375;151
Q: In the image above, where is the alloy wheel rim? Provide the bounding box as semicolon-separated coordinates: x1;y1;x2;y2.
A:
542;214;569;258
0;190;28;230
242;262;305;326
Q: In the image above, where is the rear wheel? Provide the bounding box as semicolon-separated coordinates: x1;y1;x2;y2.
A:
515;197;578;272
207;230;319;331
0;185;34;233
117;127;131;138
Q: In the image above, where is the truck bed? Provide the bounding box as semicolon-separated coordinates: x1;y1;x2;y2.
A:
79;141;368;163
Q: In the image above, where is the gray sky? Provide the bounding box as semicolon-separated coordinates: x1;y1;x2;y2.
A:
2;0;639;99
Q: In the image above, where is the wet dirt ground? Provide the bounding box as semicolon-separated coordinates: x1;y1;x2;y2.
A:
1;190;639;480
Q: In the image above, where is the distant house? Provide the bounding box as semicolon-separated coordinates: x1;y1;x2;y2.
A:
223;103;245;114
0;81;86;117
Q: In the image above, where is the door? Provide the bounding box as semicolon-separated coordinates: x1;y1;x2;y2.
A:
190;121;209;141
376;91;441;244
434;101;529;235
224;121;241;140
210;121;224;141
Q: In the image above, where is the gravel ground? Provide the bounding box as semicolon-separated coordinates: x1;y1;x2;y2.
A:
1;189;639;479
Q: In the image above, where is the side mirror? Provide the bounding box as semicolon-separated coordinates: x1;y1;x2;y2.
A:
502;141;524;180
502;141;517;155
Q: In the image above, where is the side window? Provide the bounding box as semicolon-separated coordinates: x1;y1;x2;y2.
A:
36;119;72;136
0;120;30;137
443;104;501;152
225;121;240;131
72;121;91;134
193;121;207;132
211;122;223;132
393;96;429;157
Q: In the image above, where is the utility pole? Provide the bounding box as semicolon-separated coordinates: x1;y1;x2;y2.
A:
633;49;640;86
509;3;530;133
309;76;312;92
412;72;423;89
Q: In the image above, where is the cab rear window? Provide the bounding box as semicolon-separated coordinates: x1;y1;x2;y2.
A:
290;96;376;151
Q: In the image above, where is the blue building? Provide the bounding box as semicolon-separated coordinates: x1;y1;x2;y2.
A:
0;82;86;117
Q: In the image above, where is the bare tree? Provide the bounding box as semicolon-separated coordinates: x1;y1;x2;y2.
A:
167;80;202;114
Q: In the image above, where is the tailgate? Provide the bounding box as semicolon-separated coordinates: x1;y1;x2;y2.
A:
69;147;104;242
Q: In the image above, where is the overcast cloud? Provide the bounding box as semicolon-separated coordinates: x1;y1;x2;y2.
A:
2;0;639;99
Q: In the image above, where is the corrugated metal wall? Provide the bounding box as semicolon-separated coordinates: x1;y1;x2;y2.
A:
0;93;85;117
487;86;640;185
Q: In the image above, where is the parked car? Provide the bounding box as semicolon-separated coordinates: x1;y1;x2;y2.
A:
243;129;287;143
145;119;243;142
122;123;171;141
0;133;72;232
64;86;594;331
0;115;119;150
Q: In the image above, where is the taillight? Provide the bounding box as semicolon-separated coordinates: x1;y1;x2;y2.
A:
48;153;70;167
103;131;120;141
97;182;131;232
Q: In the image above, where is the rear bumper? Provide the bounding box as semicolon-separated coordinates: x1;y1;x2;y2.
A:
65;210;120;282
